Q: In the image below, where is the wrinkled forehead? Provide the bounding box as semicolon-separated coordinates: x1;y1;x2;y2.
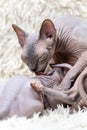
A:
25;33;47;57
27;32;39;45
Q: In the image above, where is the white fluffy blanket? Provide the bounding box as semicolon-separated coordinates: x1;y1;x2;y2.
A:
0;0;87;129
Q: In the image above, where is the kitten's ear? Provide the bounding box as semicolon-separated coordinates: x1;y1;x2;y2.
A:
12;24;28;47
50;63;72;75
39;19;56;39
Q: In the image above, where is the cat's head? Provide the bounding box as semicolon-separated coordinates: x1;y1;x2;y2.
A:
12;19;57;74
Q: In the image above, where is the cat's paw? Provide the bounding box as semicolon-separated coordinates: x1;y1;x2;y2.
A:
59;79;72;91
31;80;44;94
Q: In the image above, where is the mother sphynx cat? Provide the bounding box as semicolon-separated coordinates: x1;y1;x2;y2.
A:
12;15;87;94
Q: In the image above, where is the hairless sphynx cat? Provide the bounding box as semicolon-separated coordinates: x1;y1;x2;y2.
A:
0;63;74;119
12;15;87;98
33;66;87;113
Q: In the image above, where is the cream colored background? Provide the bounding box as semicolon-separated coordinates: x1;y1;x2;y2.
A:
0;0;87;83
0;0;87;129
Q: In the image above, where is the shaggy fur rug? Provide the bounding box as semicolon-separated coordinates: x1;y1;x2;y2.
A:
0;0;87;129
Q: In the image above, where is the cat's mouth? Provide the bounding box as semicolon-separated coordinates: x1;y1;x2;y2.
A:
35;70;46;75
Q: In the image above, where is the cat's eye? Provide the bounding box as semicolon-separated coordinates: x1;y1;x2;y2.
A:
39;54;47;62
46;33;53;39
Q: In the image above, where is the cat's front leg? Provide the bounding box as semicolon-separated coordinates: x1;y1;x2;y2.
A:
31;80;76;105
58;51;87;90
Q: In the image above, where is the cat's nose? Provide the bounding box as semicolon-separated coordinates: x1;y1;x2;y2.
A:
31;67;37;72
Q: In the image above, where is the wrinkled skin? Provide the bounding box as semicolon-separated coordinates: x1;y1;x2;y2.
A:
79;71;87;106
0;63;73;119
12;15;87;90
35;66;87;112
64;66;87;112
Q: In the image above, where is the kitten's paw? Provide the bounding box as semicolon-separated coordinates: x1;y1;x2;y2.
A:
31;80;44;94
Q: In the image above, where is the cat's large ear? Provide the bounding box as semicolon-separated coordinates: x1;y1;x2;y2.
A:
12;24;28;47
39;19;56;39
50;63;72;75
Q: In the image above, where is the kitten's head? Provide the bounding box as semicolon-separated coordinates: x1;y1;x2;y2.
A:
12;19;57;74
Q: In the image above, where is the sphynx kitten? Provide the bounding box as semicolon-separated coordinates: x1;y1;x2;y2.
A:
0;64;74;119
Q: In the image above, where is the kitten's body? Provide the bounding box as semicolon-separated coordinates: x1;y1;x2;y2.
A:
0;64;72;119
